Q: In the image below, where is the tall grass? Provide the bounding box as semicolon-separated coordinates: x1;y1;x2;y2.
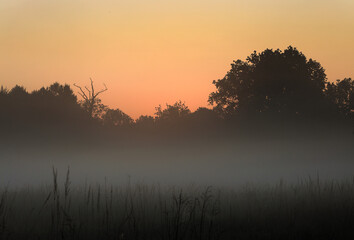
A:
1;170;354;239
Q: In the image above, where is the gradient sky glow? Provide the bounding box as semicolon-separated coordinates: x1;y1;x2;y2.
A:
1;0;354;118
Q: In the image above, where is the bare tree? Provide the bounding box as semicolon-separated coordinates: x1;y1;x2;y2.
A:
73;78;108;118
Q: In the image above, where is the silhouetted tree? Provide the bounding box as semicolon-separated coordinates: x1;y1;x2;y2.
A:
47;83;77;101
0;83;88;130
31;82;86;124
102;108;133;127
0;86;8;95
326;78;354;116
2;85;30;125
155;101;191;121
9;85;29;97
209;46;328;117
191;107;219;122
135;115;155;128
74;78;108;119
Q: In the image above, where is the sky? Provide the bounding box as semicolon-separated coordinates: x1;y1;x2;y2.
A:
1;0;354;118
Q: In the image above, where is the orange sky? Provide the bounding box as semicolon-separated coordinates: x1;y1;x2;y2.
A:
1;0;354;118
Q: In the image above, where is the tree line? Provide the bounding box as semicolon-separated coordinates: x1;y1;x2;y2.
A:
0;46;353;134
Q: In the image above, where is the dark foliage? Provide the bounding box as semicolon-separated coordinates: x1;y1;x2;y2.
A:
102;108;134;127
0;83;89;130
325;78;354;116
154;101;191;122
208;46;334;118
0;46;353;139
73;78;108;119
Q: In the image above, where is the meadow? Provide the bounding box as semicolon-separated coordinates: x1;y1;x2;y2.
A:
1;168;354;240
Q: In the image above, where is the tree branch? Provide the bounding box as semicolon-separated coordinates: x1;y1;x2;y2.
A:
73;83;89;100
94;83;108;98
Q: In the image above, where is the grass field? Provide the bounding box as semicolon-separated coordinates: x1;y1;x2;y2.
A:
1;168;354;240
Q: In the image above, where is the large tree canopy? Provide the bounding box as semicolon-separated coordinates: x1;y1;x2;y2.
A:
0;83;87;127
209;46;329;116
